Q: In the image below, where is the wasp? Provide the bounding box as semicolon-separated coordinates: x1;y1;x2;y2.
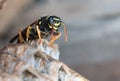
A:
9;15;68;46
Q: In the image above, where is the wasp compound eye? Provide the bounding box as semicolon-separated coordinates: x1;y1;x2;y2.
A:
49;17;54;25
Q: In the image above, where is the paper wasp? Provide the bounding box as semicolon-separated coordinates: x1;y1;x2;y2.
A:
9;15;68;46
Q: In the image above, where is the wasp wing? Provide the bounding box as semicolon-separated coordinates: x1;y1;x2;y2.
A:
9;34;19;43
9;20;38;43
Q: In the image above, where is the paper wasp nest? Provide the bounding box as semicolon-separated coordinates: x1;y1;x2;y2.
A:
0;39;89;81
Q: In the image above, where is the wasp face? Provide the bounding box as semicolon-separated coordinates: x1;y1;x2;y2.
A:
49;16;62;30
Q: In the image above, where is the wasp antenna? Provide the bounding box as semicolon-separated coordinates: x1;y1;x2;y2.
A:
62;22;68;42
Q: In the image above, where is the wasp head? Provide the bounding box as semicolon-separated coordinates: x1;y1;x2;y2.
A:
49;16;62;30
49;16;68;42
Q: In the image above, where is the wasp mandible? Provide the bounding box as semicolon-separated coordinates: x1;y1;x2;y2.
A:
9;15;68;46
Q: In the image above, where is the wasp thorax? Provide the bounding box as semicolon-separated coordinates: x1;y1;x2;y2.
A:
49;16;62;30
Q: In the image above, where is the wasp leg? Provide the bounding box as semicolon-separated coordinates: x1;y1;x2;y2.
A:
18;28;24;43
26;26;31;41
49;32;61;47
36;25;42;44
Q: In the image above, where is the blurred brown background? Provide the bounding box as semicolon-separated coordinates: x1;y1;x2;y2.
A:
1;0;120;81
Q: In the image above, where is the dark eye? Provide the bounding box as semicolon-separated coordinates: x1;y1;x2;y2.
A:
50;18;53;24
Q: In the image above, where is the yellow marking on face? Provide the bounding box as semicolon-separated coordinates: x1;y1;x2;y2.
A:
48;24;53;28
53;27;58;30
54;22;61;27
53;18;60;21
39;21;41;25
